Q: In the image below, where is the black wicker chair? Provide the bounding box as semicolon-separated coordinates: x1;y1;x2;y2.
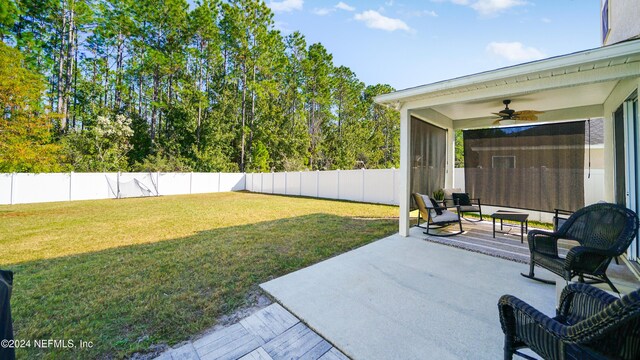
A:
498;283;640;360
0;270;14;360
522;202;638;293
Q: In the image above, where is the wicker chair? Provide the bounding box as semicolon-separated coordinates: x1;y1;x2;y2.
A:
0;270;14;360
498;283;640;360
522;202;638;293
413;193;463;237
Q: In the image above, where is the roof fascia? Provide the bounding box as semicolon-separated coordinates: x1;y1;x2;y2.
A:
375;39;640;106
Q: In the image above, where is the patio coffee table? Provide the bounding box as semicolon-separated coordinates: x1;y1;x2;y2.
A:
491;210;529;243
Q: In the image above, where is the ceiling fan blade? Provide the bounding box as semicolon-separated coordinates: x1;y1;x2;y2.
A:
514;110;545;116
513;114;539;121
492;112;508;117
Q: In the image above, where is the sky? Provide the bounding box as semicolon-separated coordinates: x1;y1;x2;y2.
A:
266;0;603;90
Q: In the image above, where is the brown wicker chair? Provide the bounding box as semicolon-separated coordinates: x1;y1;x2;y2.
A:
522;202;638;293
498;283;640;360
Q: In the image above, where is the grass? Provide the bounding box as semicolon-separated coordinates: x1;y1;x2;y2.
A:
0;191;399;359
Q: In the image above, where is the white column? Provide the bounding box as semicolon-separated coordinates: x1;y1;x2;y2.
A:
399;107;411;236
446;128;455;188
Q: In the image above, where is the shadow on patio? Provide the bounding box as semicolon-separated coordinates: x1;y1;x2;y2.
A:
261;221;640;360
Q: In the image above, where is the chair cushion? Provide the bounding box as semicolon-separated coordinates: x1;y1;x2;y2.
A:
432;210;460;223
418;194;436;218
442;188;462;207
459;205;480;212
443;188;461;199
452;193;471;206
429;198;443;215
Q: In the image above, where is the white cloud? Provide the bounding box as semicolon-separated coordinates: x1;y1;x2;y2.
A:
312;2;355;16
400;9;438;17
541;17;551;23
471;0;527;16
435;0;526;16
313;7;333;15
269;0;303;13
486;41;546;62
354;10;411;32
335;2;355;11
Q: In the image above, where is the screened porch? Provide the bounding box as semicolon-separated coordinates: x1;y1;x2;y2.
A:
375;39;640;264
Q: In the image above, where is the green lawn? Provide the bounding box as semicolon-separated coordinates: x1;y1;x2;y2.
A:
0;192;398;359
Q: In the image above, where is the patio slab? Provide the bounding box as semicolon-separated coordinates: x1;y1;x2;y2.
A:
261;228;558;360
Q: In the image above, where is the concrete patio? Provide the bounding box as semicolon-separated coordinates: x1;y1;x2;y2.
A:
261;225;561;360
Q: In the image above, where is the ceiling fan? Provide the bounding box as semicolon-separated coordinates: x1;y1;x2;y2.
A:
492;99;544;124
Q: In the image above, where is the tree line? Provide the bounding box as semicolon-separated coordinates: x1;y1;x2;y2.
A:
0;0;400;173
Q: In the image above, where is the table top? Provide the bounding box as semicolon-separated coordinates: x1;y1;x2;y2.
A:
490;210;529;221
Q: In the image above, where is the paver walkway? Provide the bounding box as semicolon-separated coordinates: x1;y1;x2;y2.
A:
155;303;348;360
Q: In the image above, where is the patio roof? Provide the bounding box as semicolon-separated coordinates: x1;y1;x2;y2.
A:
375;39;640;129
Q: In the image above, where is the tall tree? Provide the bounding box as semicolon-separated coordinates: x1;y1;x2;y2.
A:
2;0;401;173
303;42;333;169
0;42;63;172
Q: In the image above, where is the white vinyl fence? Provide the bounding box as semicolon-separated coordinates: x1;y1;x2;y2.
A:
3;168;599;208
245;169;401;205
0;172;245;205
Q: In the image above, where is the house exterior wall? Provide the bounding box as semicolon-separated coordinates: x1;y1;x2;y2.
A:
603;0;640;45
602;78;639;202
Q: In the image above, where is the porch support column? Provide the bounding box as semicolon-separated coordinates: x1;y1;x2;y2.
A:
399;106;411;236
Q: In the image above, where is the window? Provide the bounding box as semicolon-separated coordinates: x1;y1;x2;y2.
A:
492;156;515;169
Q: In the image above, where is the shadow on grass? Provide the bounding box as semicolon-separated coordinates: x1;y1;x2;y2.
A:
5;213;397;359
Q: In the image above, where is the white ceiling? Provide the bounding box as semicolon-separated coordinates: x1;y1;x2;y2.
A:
428;81;618;121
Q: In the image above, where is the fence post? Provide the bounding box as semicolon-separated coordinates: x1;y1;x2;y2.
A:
117;171;121;199
218;172;221;192
284;171;288;195
10;173;14;205
362;168;366;202
157;171;160;196
316;170;320;198
190;172;193;194
299;171;302;196
272;171;275;194
392;167;396;204
69;171;73;202
337;169;340;200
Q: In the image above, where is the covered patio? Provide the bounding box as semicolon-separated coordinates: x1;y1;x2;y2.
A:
374;39;640;265
260;220;639;360
261;227;555;360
